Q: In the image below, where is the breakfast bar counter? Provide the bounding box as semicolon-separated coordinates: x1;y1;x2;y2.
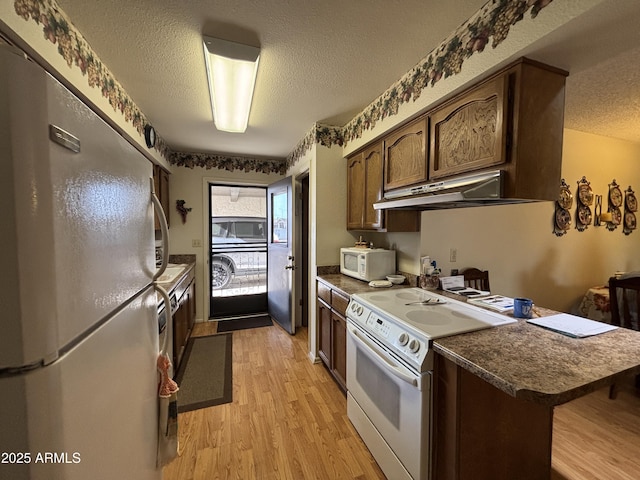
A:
433;317;640;406
429;303;640;480
316;275;640;479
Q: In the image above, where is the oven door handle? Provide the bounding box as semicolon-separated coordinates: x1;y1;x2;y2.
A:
347;324;420;389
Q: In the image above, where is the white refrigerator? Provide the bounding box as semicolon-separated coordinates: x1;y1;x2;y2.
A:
0;47;163;479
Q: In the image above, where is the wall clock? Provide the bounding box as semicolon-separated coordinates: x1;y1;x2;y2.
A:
144;124;156;148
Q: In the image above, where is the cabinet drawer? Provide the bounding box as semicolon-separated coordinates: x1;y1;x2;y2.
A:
317;281;331;304
331;290;350;316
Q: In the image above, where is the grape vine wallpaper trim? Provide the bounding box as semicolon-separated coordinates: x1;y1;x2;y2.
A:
342;0;554;144
13;0;171;161
13;0;554;174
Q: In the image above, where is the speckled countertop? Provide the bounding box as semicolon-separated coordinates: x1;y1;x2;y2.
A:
317;274;640;407
434;319;640;406
317;273;413;296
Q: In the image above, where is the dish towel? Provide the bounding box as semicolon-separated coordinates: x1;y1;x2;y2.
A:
157;352;179;467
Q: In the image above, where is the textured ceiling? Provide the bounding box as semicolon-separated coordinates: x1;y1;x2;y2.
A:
56;0;640;159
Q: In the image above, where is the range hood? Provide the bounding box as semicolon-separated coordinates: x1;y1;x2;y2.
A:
373;170;536;211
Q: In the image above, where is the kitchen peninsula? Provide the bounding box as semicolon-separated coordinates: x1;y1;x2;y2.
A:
317;274;640;480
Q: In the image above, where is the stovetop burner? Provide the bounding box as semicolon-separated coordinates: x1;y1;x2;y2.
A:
346;288;516;372
352;288;515;340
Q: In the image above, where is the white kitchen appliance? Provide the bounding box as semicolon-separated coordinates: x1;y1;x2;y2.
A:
340;247;396;281
346;288;515;480
0;47;164;480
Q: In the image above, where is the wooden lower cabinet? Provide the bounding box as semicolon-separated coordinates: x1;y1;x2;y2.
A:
173;270;196;370
433;353;553;480
317;280;348;391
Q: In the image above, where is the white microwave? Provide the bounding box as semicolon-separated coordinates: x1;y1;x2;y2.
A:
340;247;396;282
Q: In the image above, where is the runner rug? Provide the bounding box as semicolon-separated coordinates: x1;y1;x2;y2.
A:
174;333;232;413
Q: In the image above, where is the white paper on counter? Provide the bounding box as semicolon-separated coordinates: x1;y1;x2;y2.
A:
527;313;618;338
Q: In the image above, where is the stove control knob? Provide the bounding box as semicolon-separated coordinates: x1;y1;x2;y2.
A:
408;339;420;353
398;333;409;346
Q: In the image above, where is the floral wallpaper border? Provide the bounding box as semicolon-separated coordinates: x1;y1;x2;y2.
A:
13;0;554;174
13;0;171;160
285;123;344;169
171;151;287;175
343;0;554;143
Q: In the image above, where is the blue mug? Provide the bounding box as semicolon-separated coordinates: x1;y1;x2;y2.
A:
514;297;533;319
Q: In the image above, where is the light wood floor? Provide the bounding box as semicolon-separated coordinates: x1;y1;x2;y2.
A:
164;321;640;480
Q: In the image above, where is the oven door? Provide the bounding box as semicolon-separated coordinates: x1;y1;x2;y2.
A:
346;320;431;480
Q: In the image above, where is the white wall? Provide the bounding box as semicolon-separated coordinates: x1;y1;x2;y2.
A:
315;145;354;266
287;141;353;360
418;129;640;313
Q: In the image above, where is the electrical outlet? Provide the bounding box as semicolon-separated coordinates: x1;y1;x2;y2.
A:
192;239;202;248
450;248;457;263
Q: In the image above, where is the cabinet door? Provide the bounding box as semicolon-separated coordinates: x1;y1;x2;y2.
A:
186;280;196;330
383;117;428;191
362;143;384;229
318;298;332;368
346;154;365;229
153;164;170;230
173;305;187;369
331;311;347;391
429;75;508;179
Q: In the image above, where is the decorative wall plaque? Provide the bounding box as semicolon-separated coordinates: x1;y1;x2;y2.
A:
575;176;593;232
623;186;637;235
553;179;572;236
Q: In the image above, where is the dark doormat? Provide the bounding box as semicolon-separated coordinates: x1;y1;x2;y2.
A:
216;314;273;332
174;333;232;413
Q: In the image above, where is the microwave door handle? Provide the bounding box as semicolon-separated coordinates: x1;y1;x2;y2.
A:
347;324;420;389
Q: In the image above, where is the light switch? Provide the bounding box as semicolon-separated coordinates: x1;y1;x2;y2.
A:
192;239;202;247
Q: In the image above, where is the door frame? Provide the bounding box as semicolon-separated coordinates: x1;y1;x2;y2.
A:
197;174;309;326
208;183;268;318
201;178;272;322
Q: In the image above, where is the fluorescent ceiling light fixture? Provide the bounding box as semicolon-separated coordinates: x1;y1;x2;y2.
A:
203;36;260;133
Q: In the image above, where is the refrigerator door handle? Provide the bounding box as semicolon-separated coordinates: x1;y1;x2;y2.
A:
151;178;169;281
154;284;172;355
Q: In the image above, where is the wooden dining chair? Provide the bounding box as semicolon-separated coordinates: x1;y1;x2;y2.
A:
607;275;640;398
460;267;490;291
608;276;640;330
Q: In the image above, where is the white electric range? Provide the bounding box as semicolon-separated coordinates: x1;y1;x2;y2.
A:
345;287;515;480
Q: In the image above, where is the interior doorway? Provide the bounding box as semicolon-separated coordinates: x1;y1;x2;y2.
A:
209;184;267;319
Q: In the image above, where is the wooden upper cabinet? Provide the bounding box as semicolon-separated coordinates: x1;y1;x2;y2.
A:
347;142;420;232
347;153;366;230
429;75;508;180
362;144;384;229
153;164;170;230
383;117;428;191
347;142;383;230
